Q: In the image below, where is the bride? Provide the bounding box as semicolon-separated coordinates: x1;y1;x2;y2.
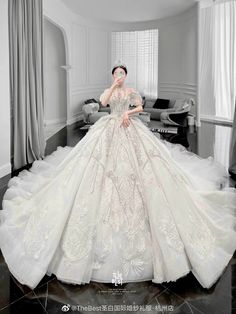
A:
0;61;236;290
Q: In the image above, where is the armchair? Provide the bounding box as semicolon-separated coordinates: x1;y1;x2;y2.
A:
82;99;109;123
160;104;191;127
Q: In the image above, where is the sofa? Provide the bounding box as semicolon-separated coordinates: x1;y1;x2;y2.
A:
143;97;195;127
82;95;146;124
82;95;194;127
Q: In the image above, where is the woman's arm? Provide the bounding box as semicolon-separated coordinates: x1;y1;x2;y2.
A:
121;89;144;128
100;77;123;106
127;104;143;116
121;106;143;128
127;89;144;115
100;87;114;107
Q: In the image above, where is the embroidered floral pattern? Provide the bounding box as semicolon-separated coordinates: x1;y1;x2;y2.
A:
3;86;232;289
158;217;185;253
60;198;97;261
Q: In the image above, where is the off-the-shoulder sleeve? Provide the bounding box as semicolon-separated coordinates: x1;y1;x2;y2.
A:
129;89;143;107
99;88;110;103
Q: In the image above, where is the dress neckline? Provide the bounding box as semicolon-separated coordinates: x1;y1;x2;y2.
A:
112;87;133;97
111;87;128;99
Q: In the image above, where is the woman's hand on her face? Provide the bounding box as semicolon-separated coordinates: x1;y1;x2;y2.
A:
111;77;123;90
120;111;130;128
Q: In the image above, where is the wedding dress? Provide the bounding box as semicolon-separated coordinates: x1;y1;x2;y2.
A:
0;87;236;290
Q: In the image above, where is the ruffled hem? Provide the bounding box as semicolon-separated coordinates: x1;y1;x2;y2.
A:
160;139;231;191
0;116;236;290
3;146;73;203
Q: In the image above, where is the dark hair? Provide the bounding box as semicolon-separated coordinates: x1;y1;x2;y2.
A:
112;66;128;75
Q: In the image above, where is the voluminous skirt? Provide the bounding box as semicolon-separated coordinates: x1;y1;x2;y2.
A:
0;114;236;290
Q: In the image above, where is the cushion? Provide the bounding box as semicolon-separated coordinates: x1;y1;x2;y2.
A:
169;99;176;108
82;103;99;114
153;98;170;109
145;99;155;108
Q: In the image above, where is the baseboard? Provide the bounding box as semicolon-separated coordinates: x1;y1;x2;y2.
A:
0;162;11;179
45;124;66;141
44;118;66;126
67;112;84;125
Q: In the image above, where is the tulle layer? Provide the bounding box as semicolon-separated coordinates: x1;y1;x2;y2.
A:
161;139;230;191
0;114;236;289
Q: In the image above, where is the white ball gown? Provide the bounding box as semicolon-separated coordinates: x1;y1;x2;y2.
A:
0;87;236;290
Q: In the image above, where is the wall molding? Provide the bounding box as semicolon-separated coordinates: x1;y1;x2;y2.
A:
159;82;196;89
107;31;111;84
159;90;196;96
159;82;196;86
71;24;111;90
44;117;67;126
67;112;84;125
200;114;233;126
43;15;71;122
72;86;107;95
159;82;197;97
0;162;11;179
71;23;88;87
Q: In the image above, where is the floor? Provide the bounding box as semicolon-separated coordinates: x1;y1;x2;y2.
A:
0;119;236;314
44;122;66;141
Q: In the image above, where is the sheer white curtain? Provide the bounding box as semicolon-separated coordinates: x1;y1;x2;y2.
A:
199;0;236;122
111;29;158;98
214;1;236;120
111;31;136;87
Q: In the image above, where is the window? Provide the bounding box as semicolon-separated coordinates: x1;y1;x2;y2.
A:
111;29;158;98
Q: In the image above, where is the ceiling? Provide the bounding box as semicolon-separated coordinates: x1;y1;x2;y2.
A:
61;0;197;23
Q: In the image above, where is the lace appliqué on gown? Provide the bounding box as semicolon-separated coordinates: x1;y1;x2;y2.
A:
1;86;236;290
90;120;153;277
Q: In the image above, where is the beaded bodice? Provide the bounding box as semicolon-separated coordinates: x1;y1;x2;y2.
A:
100;87;143;116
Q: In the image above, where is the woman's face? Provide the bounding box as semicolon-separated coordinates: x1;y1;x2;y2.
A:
113;67;127;84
